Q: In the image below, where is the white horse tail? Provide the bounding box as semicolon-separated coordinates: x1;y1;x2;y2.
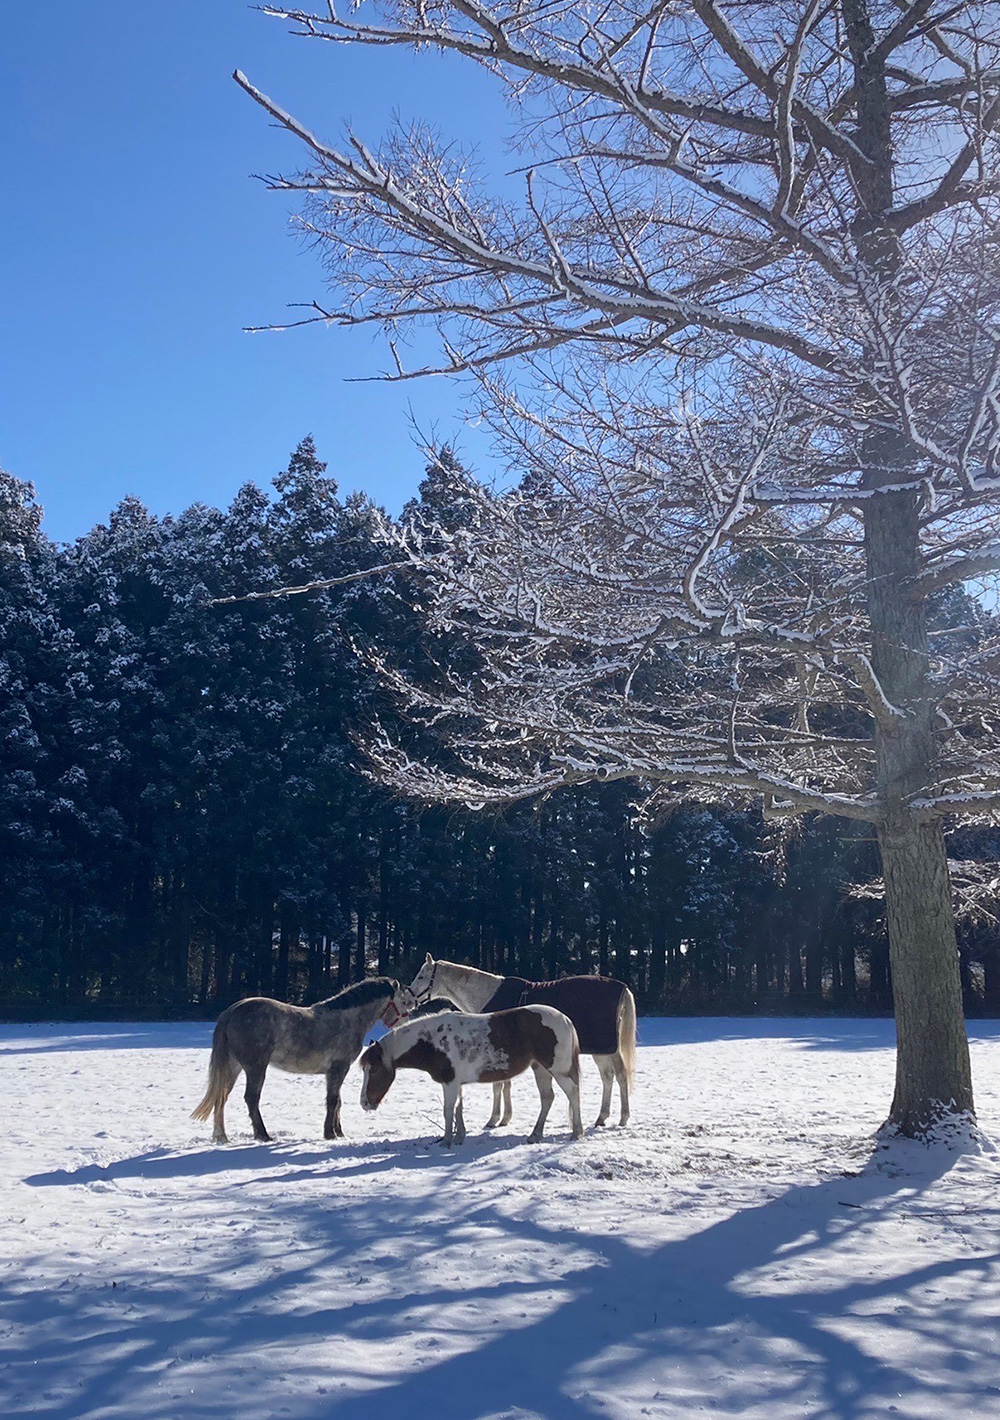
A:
569;1021;582;1083
618;988;637;1086
191;1015;232;1123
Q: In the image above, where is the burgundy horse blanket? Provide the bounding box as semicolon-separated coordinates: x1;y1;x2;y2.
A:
483;975;627;1056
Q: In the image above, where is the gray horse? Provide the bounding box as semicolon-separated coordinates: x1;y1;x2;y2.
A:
191;977;401;1143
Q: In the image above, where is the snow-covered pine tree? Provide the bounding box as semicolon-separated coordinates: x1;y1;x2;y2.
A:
242;0;1000;1136
0;469;60;1001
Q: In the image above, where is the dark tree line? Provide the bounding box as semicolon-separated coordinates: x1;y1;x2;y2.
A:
1;441;996;1017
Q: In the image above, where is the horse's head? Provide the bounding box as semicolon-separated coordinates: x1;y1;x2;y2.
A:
359;1040;395;1111
379;979;408;1029
403;952;437;1013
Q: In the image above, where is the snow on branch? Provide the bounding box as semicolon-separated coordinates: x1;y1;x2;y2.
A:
853;857;1000;927
210;562;408;605
236;1;1000;829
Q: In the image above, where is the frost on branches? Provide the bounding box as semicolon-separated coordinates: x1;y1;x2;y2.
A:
363;415;998;827
240;0;1000;1135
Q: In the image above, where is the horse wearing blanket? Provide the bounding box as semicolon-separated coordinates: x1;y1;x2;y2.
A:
404;956;635;1128
360;1006;584;1145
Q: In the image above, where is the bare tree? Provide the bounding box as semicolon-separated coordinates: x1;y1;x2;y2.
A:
238;0;1000;1136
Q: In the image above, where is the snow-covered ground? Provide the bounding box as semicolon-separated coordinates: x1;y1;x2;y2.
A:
3;1019;1000;1420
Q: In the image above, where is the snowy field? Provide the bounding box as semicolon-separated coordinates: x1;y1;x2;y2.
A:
3;1020;1000;1420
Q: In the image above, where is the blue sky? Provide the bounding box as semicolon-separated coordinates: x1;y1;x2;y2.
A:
2;3;510;543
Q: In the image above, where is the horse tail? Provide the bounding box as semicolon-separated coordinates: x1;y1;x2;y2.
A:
569;1021;582;1083
617;988;637;1086
191;1015;233;1123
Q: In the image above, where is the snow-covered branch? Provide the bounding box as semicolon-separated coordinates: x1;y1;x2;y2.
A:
239;1;1000;840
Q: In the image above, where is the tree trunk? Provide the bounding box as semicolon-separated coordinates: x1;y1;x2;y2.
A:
787;940;804;999
868;933;890;1011
378;828;390;974
879;819;972;1131
649;916;667;1006
598;910;610;977
843;0;974;1134
805;919;824;1003
275;906;292;1001
257;891;275;997
198;931;212;1008
754;931;770;1001
530;884;545;978
338;893;353;986
354;901;367;980
546;910;560;979
864;469;973;1129
841;934;857;1003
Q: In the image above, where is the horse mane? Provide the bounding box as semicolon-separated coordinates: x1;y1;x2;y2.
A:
409;997;460;1020
314;977;397;1012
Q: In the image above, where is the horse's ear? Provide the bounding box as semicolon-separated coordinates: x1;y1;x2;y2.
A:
425;952;433;965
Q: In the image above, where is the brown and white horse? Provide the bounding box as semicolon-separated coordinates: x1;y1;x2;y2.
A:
359;1005;584;1146
404;956;636;1128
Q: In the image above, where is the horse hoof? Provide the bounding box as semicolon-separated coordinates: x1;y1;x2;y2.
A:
593;1118;608;1129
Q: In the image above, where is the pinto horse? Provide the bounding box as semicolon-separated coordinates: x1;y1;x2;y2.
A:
404;956;636;1128
191;977;403;1143
359;1005;584;1146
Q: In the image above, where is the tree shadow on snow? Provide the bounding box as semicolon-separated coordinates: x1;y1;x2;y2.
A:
23;1129;543;1189
8;1138;1000;1420
23;1141;342;1187
637;1018;1000;1052
0;1024;213;1055
319;1152;1000;1420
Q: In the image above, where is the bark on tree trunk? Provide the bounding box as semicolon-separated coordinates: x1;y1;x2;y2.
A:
354;901;367;980
275;907;292;1001
864;472;974;1131
879;818;973;1132
787;941;804;998
843;0;974;1135
841;934;857;1003
649;917;667;1005
984;948;1000;1014
598;910;610;977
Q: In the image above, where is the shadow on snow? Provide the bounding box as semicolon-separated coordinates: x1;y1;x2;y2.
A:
11;1137;1000;1420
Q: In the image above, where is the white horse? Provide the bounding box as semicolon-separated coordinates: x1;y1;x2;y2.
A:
360;1004;584;1146
403;956;636;1128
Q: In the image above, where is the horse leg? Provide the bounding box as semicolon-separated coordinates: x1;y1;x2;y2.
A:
593;1055;615;1127
527;1064;555;1143
213;1061;240;1144
441;1080;460;1147
454;1088;467;1144
244;1063;271;1142
500;1080;513;1126
484;1083;503;1128
553;1069;585;1139
612;1052;631;1127
324;1060;350;1140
